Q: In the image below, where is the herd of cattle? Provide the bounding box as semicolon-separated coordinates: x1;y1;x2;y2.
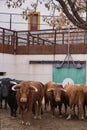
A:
0;78;87;126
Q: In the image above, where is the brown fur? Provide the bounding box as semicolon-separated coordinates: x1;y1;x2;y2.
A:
14;81;44;125
64;84;85;120
79;84;87;117
44;81;68;117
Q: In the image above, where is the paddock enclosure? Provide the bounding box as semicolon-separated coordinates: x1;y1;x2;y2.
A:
0;27;87;130
0;27;87;84
0;27;87;54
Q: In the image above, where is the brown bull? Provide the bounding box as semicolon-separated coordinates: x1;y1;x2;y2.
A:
64;84;85;120
79;84;87;117
44;81;68;117
12;81;44;125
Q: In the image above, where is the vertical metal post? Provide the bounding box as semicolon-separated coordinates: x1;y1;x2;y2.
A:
67;25;70;67
53;29;56;61
10;14;12;30
2;29;5;53
68;25;70;55
86;0;87;44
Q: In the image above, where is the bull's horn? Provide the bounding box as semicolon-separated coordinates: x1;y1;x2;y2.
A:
10;81;17;85
12;84;21;91
29;85;38;92
58;88;66;92
47;87;55;92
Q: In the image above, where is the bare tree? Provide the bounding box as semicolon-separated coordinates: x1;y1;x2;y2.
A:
6;0;87;30
56;0;87;30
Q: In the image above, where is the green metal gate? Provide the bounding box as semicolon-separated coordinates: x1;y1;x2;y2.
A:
52;61;86;85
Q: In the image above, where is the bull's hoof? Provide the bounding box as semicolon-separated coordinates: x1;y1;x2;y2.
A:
20;120;25;125
81;116;85;120
66;115;71;120
25;122;30;126
11;116;15;119
20;121;30;126
34;116;37;119
59;115;63;118
34;115;41;120
52;115;55;119
38;115;41;119
11;112;17;117
12;114;16;117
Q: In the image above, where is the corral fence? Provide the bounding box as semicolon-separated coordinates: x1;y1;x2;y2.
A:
0;27;87;55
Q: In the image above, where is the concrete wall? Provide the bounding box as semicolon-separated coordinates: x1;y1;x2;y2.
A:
0;53;87;84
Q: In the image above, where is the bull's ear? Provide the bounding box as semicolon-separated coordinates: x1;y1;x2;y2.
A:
12;84;21;91
29;85;38;92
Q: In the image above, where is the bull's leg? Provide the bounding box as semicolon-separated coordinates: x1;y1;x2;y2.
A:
44;100;48;111
4;99;7;109
78;103;85;120
64;102;68;115
44;97;48;111
85;106;87;117
20;110;25;125
38;101;43;119
0;100;2;109
44;98;51;112
72;104;76;116
10;107;16;117
83;104;86;117
10;108;13;116
9;105;17;117
52;107;55;118
33;102;38;119
12;108;17;117
0;97;3;109
25;111;31;126
58;103;62;116
20;110;31;126
21;103;34;126
66;108;72;120
26;104;34;126
66;104;73;120
50;104;55;118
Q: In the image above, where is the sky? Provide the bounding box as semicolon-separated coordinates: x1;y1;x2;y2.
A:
0;0;52;30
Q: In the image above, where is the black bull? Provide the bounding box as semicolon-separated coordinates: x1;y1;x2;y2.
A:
0;78;21;117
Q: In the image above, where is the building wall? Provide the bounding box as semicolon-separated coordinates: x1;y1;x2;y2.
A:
0;53;87;84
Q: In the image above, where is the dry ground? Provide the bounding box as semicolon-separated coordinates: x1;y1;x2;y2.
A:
0;106;87;130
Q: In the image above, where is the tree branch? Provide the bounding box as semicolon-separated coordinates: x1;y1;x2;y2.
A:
56;0;87;30
68;0;86;25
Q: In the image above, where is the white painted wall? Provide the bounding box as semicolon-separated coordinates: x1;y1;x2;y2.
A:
0;53;87;84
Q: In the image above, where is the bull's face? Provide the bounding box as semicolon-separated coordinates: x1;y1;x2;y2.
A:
12;82;38;103
19;86;30;103
0;79;17;98
0;82;9;98
53;89;61;102
47;87;62;103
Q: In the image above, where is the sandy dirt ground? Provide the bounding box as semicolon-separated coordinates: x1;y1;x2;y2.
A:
0;106;87;130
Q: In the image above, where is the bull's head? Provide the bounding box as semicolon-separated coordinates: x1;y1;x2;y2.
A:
12;84;38;103
0;80;17;98
0;80;8;97
47;87;66;102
